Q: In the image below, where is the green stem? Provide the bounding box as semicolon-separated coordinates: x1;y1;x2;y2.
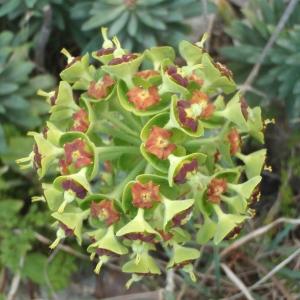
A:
96;146;140;161
94;121;141;145
108;160;146;200
110;97;142;130
184;136;218;149
105;113;139;137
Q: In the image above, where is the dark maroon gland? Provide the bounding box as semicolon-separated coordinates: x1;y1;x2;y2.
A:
60;222;74;237
62;179;87;199
174;159;198;184
174;259;194;270
240;98;249;120
225;226;242;240
134;272;154;276
66;56;81;69
167;66;188;87
172;207;193;226
124;233;156;243
42;126;48;139
96;248;119;257
50;89;58;106
108;53;138;65
177;100;198;132
96;47;116;57
33;144;42;169
249;185;261;207
166;66;177;75
214;62;233;78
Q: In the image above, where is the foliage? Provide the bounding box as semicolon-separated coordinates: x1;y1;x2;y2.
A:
0;30;55;153
18;29;266;288
221;0;300;122
71;0;215;51
0;168;77;293
0;0;71;40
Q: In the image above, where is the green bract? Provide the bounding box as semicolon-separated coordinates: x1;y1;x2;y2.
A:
18;29;267;287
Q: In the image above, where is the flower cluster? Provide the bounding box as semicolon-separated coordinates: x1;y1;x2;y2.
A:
18;28;268;288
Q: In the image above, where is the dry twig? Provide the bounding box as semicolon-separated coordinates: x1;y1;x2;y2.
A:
221;264;255;300
240;0;300;92
227;247;300;300
6;256;25;300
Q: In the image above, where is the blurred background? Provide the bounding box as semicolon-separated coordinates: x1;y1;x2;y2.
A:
0;0;299;299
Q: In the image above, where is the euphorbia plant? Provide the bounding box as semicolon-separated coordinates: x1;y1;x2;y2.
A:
18;28;267;287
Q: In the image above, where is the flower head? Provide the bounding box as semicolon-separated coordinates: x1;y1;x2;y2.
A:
228;128;241;155
190;91;214;118
174;159;198;184
127;86;160;110
131;181;161;209
207;178;228;204
90;200;120;225
177;92;213;132
71;109;89;132
60;138;93;172
87;75;115;99
62;179;87;199
145;126;176;160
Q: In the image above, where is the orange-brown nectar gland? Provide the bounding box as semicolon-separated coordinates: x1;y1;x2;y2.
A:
87;75;115;99
71;109;89;132
145;126;176;160
157;230;173;242
127;86;160;110
190;91;214;119
131;181;161;209
136;70;160;80
63;138;93;170
207;178;228;204
90;200;120;226
187;72;204;86
227;128;241;155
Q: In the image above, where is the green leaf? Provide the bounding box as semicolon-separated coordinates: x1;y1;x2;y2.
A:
109;11;130;36
47;253;77;290
0;82;18;95
82;6;125;30
22;253;46;285
0;0;21;17
136;11;167;30
128;13;138;36
0;124;6;153
25;0;38;8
